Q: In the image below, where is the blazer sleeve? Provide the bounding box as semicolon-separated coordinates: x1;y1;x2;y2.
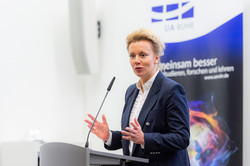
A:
143;83;190;154
104;130;122;150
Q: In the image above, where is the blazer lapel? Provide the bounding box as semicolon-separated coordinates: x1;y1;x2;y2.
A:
137;92;158;128
122;87;139;129
137;71;164;128
122;85;139;155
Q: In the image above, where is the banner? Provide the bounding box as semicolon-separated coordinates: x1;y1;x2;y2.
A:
146;0;243;165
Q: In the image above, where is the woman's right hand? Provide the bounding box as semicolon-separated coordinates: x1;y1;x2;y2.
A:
84;114;110;142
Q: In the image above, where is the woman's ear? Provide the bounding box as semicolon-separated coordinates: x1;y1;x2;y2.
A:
154;55;160;64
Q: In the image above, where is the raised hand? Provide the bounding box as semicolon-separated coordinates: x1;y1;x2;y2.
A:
84;114;110;142
121;117;144;145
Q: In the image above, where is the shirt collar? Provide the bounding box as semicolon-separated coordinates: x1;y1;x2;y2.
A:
136;70;159;93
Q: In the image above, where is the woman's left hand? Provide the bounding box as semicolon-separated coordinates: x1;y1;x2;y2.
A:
121;118;144;145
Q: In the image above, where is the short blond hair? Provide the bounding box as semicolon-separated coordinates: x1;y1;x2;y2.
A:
126;28;165;56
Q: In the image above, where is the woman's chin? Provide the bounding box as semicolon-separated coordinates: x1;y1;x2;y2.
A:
134;73;144;78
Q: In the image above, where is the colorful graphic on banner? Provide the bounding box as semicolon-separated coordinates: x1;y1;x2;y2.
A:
146;0;243;165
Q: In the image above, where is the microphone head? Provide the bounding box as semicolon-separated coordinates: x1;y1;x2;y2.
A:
107;76;116;91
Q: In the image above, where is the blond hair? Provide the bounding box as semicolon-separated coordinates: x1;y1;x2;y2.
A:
126;28;165;57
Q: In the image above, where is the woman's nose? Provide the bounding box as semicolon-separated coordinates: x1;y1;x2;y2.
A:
134;56;141;64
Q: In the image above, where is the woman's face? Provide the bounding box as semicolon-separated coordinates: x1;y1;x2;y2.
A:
128;40;159;84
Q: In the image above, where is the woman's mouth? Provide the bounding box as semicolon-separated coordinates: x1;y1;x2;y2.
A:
135;67;143;71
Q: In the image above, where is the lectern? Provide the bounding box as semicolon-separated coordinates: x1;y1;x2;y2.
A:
40;142;148;166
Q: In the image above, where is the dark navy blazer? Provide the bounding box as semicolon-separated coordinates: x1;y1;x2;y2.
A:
105;71;190;166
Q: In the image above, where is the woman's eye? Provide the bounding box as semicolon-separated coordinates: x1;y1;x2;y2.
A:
130;55;135;58
141;54;146;57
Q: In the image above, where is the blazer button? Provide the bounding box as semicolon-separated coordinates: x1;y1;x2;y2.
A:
146;122;150;126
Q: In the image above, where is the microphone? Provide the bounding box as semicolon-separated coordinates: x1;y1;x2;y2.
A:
85;76;116;148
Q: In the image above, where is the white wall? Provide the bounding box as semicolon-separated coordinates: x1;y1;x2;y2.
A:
0;0;249;165
0;0;86;143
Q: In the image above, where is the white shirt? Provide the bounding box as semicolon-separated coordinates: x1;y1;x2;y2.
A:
106;70;159;155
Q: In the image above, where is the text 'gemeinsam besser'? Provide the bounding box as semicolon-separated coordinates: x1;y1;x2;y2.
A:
160;58;218;70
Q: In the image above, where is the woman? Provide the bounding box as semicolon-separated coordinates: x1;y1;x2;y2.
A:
85;28;190;166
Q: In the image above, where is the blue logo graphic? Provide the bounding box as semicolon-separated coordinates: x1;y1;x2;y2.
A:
151;1;194;22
